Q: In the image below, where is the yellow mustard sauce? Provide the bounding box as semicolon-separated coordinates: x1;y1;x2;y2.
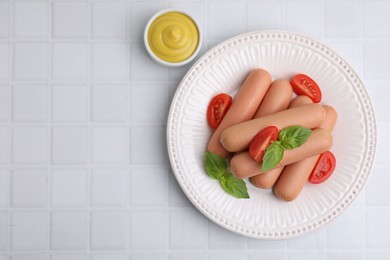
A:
148;12;199;63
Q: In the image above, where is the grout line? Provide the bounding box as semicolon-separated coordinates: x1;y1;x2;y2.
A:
126;37;132;260
86;0;92;257
47;0;52;254
126;1;131;254
6;0;13;255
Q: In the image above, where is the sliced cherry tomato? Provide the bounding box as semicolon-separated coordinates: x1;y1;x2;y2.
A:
207;93;232;129
249;126;279;162
291;74;322;103
309;151;336;184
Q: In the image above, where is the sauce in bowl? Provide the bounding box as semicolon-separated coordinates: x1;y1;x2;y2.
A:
145;10;201;66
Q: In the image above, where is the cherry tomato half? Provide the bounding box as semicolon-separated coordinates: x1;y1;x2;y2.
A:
309;151;336;184
207;93;233;129
291;74;322;103
249;126;279;162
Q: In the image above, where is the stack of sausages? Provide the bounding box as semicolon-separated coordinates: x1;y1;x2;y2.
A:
207;69;337;201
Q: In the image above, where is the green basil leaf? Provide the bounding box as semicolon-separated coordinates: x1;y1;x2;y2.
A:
279;125;312;149
261;142;284;172
205;151;227;180
220;173;249;199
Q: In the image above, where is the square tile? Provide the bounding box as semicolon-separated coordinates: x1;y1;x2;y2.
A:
169;253;207;260
288;252;326;260
0;44;9;80
130;210;167;250
131;84;167;124
247;238;286;249
131;254;166;260
130;126;167;165
325;2;359;38
91;168;126;207
51;169;86;207
208;3;243;40
91;127;127;164
11;212;46;250
168;63;194;82
367;209;390;248
13;43;47;80
130;2;167;39
364;1;390;38
52;44;88;80
327;252;364;260
0;2;9;38
92;2;127;39
13;85;48;122
11;169;46;207
0;85;10;121
367;252;390;260
52;85;88;122
167;81;178;105
130;166;167;207
169;174;191;207
14;2;48;38
92;43;128;80
170;208;206;249
0;170;9;207
366;165;390;206
366;81;390;122
91;85;127;122
285;2;322;39
130;42;167;81
327;208;364;248
0;127;10;163
52;127;87;164
364;42;390;80
90;211;126;250
51;211;87;250
11;255;48;260
13;127;47;164
287;228;326;249
248;253;286;260
375;123;390;165
53;2;88;38
208;221;245;249
0;212;6;250
210;253;247;260
91;254;126;260
51;255;87;260
247;2;282;31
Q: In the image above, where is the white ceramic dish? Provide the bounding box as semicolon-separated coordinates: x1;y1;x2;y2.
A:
167;31;376;239
144;9;202;67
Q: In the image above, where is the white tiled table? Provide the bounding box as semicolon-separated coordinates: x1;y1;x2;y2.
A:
0;0;389;259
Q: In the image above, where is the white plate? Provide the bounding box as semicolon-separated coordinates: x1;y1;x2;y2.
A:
167;31;376;240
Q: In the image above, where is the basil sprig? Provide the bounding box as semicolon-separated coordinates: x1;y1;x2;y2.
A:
205;151;249;199
262;125;312;172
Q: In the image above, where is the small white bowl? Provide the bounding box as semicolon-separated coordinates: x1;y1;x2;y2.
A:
144;9;202;67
